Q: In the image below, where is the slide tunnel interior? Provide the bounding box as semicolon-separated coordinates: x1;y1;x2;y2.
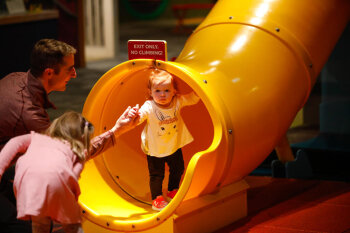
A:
96;67;213;203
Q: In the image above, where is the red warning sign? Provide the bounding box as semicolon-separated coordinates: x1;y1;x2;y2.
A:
128;40;167;61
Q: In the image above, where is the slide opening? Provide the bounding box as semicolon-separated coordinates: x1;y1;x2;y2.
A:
80;62;215;222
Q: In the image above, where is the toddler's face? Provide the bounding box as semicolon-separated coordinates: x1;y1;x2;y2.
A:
150;80;176;107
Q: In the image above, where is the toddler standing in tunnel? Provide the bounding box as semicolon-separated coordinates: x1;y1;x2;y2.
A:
128;68;200;211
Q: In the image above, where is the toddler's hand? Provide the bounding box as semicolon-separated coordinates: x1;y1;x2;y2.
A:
111;105;140;136
127;104;139;119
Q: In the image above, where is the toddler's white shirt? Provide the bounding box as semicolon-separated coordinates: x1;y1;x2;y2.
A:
138;92;200;157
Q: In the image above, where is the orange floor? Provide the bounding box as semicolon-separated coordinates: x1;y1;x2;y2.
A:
215;176;350;233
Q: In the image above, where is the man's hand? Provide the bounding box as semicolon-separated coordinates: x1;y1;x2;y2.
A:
111;105;140;136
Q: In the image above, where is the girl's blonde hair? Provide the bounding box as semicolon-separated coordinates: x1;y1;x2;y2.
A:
147;68;177;99
45;111;94;161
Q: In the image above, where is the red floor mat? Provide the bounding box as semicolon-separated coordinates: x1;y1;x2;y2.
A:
216;176;350;233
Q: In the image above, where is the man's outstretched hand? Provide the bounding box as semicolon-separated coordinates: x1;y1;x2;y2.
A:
111;105;140;137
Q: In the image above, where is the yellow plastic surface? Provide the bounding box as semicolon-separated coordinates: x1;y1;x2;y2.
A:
79;0;350;232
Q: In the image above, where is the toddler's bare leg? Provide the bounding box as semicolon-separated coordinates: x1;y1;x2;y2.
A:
31;216;51;233
62;223;84;233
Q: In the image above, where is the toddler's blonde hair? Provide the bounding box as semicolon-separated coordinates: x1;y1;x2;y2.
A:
45;111;94;161
147;69;177;99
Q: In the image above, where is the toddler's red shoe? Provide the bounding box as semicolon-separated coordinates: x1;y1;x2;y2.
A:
152;196;168;211
167;189;178;202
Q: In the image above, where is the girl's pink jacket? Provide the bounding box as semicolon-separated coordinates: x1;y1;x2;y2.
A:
0;130;115;224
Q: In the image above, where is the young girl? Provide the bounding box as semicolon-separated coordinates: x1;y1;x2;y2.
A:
0;107;138;233
129;69;200;211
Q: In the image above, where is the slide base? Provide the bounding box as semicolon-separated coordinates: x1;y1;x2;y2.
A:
81;179;249;233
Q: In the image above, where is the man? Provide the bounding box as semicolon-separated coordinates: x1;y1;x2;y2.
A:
0;39;77;150
0;39;77;232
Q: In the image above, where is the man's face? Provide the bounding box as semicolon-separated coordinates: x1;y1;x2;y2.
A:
48;54;76;92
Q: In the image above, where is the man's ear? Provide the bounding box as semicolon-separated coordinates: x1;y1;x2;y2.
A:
148;89;152;97
43;68;54;79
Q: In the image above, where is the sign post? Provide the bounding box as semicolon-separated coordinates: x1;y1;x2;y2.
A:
128;40;167;61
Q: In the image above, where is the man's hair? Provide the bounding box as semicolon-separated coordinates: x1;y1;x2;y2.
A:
45;111;94;161
30;39;76;77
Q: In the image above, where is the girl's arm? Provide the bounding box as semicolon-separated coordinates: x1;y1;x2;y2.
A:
0;134;31;180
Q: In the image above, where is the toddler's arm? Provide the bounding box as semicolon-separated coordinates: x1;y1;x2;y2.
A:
180;92;201;106
0;134;31;180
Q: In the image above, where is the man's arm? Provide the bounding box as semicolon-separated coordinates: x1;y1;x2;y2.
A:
22;105;51;133
88;105;140;158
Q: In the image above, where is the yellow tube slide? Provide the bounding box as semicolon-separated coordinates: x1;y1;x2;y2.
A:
79;0;350;232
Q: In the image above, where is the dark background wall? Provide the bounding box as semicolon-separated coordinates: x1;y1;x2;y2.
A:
118;0;215;22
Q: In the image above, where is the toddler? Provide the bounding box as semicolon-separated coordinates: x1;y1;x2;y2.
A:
0;107;138;233
129;69;200;211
